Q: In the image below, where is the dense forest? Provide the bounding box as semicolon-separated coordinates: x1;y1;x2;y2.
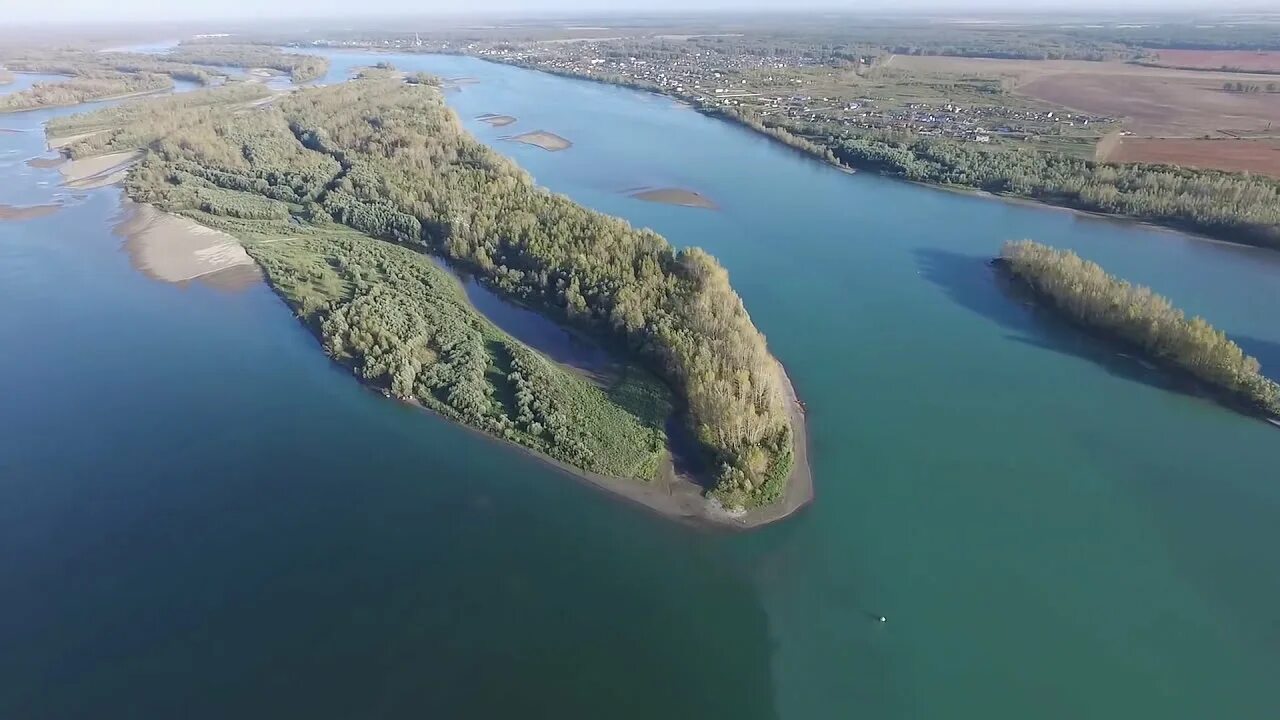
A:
1000;240;1280;417
0;72;172;112
77;77;793;507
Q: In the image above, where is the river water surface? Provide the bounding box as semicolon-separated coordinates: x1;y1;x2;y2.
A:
1;51;1278;718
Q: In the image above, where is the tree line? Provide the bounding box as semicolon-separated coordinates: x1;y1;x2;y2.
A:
166;44;329;83
1001;240;1280;416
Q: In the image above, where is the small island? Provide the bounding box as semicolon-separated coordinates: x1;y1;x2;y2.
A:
998;240;1280;418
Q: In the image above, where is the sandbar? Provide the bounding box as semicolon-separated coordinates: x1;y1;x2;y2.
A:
629;187;718;210
114;201;260;286
505;130;572;152
0;203;61;221
477;113;518;127
26;155;66;169
58;150;140;189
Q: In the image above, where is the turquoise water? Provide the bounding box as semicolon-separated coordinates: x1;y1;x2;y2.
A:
1;51;1277;718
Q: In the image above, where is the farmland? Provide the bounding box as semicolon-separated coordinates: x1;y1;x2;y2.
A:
1108;138;1280;178
1148;49;1280;73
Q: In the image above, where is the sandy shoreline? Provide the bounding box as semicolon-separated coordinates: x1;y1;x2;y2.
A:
0;203;61;221
113;201;261;286
506;130;572;151
629;187;718;210
387;364;813;531
58;150;139;189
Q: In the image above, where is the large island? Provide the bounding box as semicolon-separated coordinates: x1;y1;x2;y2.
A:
49;73;809;524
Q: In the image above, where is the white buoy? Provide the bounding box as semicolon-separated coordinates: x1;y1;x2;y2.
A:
879;616;887;623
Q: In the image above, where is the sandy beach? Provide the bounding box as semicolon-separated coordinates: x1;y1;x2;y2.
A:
0;203;61;221
114;202;261;286
506;130;572;151
58;150;140;190
629;187;718;209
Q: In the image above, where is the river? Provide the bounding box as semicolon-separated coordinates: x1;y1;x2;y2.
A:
1;49;1277;718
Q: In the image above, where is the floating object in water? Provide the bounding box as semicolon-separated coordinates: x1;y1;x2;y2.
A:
879;616;886;623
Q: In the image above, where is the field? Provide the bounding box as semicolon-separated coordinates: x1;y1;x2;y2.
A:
1108;138;1280;178
885;54;1280;174
1150;49;1280;73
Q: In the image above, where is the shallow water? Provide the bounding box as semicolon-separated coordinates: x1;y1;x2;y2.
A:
1;48;1277;719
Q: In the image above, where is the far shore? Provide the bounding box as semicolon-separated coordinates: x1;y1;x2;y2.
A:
505;130;572;151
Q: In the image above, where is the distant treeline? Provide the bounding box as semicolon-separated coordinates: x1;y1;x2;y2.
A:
84;78;793;508
167;44;329;83
2;51;221;86
0;72;172;113
1001;240;1280;417
1066;24;1280;52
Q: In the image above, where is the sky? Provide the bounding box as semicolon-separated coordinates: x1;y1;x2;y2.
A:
8;0;1258;25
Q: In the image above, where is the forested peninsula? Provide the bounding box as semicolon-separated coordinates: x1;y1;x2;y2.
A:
999;240;1280;417
0;72;172;112
58;76;799;512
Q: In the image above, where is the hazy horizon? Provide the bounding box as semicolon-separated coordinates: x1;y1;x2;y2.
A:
7;1;1276;26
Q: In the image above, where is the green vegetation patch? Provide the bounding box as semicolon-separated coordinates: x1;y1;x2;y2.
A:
248;233;670;480
1001;240;1280;416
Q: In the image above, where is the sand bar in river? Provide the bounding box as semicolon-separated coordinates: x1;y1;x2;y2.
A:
506;130;572;151
58;151;140;190
477;113;518;127
628;187;718;209
114;202;261;286
0;203;61;221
